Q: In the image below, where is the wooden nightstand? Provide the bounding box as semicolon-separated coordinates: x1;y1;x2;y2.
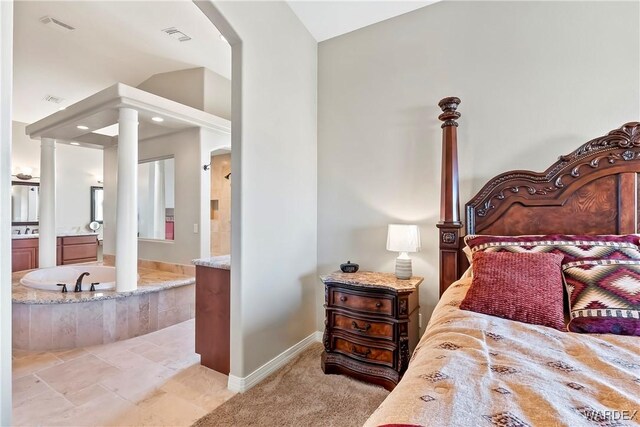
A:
320;271;422;391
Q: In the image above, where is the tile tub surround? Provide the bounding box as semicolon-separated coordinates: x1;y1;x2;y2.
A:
12;268;195;351
12;267;194;304
192;255;230;270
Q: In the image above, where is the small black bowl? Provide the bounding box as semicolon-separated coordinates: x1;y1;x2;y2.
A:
340;261;359;273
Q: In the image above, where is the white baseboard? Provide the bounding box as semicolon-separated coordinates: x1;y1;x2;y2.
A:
227;330;323;393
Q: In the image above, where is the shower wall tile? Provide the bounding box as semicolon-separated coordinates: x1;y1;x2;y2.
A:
138;294;151;336
115;299;129;341
158;288;176;312
51;304;77;349
76;301;104;347
12;303;30;349
210;153;231;256
149;292;159;331
127;296;141;338
158;308;179;330
103;299;117;344
175;285;194;308
30;305;53;351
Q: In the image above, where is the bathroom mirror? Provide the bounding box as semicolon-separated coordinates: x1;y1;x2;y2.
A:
11;181;39;225
138;157;175;241
90;186;104;224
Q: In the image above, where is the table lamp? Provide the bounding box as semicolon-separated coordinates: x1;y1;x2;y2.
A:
386;224;421;279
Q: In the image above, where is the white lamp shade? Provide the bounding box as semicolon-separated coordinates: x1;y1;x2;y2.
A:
386;224;421;253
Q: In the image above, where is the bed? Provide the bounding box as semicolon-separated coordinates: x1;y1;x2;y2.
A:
365;98;640;426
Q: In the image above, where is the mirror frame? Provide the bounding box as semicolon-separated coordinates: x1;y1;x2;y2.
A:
11;181;40;226
90;186;104;224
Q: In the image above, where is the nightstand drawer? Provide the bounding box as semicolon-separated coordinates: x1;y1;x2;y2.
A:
333;336;394;367
331;312;394;340
330;288;393;316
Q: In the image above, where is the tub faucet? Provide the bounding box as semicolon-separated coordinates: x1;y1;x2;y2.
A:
75;272;90;292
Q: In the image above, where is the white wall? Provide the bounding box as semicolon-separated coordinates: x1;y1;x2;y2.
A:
0;2;12;421
137;67;231;120
317;1;640;326
204;68;232;121
198;0;318;378
11;121;103;234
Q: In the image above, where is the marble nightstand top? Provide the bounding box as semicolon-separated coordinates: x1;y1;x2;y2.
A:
320;271;423;291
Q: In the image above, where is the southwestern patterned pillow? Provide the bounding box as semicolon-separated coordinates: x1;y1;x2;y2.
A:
465;234;640;263
562;259;640;336
460;251;566;330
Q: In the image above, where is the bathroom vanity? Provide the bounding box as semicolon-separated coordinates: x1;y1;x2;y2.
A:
11;233;99;272
192;255;230;374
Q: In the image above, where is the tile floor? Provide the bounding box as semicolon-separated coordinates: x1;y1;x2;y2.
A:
12;319;235;426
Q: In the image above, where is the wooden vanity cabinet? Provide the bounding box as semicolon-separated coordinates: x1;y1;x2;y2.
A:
11;235;98;272
61;235;98;265
11;239;40;272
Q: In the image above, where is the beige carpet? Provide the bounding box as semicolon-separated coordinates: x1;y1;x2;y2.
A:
192;343;389;427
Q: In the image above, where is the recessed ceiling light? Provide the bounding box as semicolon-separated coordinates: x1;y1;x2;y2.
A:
151;116;164;123
58;107;66;111
77;125;89;130
70;142;80;146
219;34;227;43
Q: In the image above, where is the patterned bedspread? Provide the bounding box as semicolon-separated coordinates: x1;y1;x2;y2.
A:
364;276;640;427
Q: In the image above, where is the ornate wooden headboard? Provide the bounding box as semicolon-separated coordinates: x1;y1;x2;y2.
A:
436;96;640;296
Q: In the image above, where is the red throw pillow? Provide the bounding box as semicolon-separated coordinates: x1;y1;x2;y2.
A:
460;251;566;330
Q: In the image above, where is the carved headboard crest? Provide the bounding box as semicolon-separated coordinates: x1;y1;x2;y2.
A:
466;122;640;232
561;122;640;161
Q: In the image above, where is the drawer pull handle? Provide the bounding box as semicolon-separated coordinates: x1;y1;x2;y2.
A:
351;321;371;333
339;296;347;302
351;346;372;358
375;302;383;308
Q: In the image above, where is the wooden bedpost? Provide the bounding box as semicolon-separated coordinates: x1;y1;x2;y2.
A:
436;97;463;297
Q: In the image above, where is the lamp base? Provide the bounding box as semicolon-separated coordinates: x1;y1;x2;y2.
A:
395;257;412;280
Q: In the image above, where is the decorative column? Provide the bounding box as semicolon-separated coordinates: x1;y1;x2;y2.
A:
39;137;56;267
115;107;138;292
436;97;463;297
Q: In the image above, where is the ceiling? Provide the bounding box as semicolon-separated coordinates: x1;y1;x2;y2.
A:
13;1;231;124
13;1;436;125
287;1;437;42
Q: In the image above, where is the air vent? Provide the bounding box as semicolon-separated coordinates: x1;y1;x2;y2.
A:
161;27;192;42
40;16;75;32
43;94;64;104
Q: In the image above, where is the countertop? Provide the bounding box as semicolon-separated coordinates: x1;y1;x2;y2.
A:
320;271;423;291
192;255;230;270
12;266;194;304
12;232;99;240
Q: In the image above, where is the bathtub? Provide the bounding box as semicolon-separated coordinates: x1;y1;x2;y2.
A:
20;266;117;291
